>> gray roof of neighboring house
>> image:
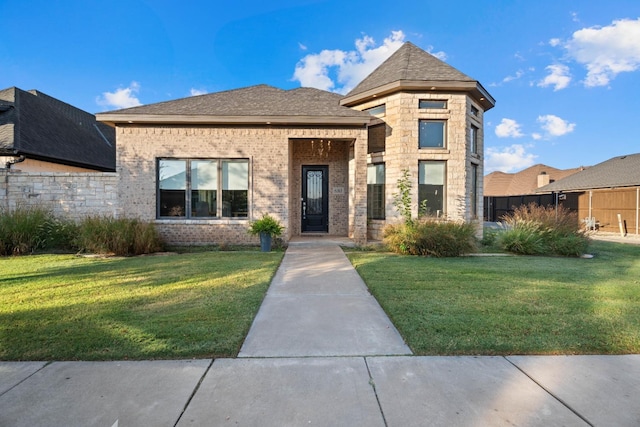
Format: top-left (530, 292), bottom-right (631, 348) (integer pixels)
top-left (537, 153), bottom-right (640, 193)
top-left (0, 87), bottom-right (116, 171)
top-left (97, 85), bottom-right (373, 126)
top-left (340, 42), bottom-right (495, 110)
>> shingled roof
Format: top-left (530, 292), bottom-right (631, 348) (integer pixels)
top-left (97, 85), bottom-right (373, 126)
top-left (485, 164), bottom-right (585, 196)
top-left (0, 87), bottom-right (115, 171)
top-left (537, 153), bottom-right (640, 193)
top-left (340, 42), bottom-right (495, 110)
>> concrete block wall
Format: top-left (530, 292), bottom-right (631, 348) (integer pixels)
top-left (0, 170), bottom-right (118, 220)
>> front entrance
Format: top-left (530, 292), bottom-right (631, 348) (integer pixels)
top-left (301, 165), bottom-right (329, 232)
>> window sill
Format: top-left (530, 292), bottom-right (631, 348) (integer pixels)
top-left (155, 218), bottom-right (249, 225)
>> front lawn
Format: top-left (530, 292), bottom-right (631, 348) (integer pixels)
top-left (347, 241), bottom-right (640, 355)
top-left (0, 252), bottom-right (283, 361)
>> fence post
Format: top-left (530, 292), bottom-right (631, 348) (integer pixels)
top-left (617, 213), bottom-right (625, 237)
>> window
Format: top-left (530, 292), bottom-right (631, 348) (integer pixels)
top-left (365, 104), bottom-right (386, 117)
top-left (419, 120), bottom-right (446, 148)
top-left (367, 164), bottom-right (385, 219)
top-left (470, 105), bottom-right (479, 117)
top-left (471, 164), bottom-right (478, 218)
top-left (158, 158), bottom-right (248, 218)
top-left (470, 125), bottom-right (479, 154)
top-left (418, 161), bottom-right (445, 217)
top-left (419, 100), bottom-right (447, 109)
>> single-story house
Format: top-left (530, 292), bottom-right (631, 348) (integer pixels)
top-left (537, 153), bottom-right (640, 235)
top-left (0, 87), bottom-right (115, 172)
top-left (97, 42), bottom-right (495, 245)
top-left (484, 164), bottom-right (585, 221)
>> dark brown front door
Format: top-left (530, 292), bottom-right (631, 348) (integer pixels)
top-left (301, 166), bottom-right (329, 232)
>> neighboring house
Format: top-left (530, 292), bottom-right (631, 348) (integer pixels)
top-left (484, 164), bottom-right (584, 221)
top-left (537, 153), bottom-right (640, 235)
top-left (97, 42), bottom-right (495, 245)
top-left (0, 87), bottom-right (115, 172)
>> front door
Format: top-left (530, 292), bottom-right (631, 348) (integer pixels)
top-left (302, 165), bottom-right (329, 232)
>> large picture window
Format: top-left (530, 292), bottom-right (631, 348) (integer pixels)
top-left (419, 120), bottom-right (446, 148)
top-left (367, 163), bottom-right (385, 219)
top-left (158, 158), bottom-right (248, 218)
top-left (418, 161), bottom-right (445, 217)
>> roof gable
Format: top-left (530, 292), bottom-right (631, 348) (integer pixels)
top-left (340, 42), bottom-right (495, 110)
top-left (97, 85), bottom-right (372, 126)
top-left (538, 153), bottom-right (640, 192)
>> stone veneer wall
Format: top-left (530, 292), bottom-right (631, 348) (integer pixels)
top-left (0, 170), bottom-right (118, 220)
top-left (356, 91), bottom-right (484, 237)
top-left (117, 125), bottom-right (368, 245)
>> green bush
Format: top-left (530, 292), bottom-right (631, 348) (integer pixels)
top-left (499, 203), bottom-right (589, 256)
top-left (0, 205), bottom-right (62, 255)
top-left (74, 216), bottom-right (163, 256)
top-left (384, 219), bottom-right (477, 257)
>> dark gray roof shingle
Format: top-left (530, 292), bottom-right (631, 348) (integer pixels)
top-left (0, 87), bottom-right (115, 171)
top-left (346, 42), bottom-right (475, 97)
top-left (537, 153), bottom-right (640, 192)
top-left (99, 85), bottom-right (372, 122)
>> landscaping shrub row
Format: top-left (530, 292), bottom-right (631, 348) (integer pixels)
top-left (499, 203), bottom-right (589, 256)
top-left (0, 205), bottom-right (162, 256)
top-left (384, 219), bottom-right (477, 257)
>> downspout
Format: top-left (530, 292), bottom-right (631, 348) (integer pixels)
top-left (588, 190), bottom-right (592, 221)
top-left (636, 187), bottom-right (639, 235)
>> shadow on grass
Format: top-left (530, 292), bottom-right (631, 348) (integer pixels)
top-left (0, 252), bottom-right (283, 361)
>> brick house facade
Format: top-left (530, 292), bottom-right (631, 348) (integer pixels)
top-left (97, 42), bottom-right (494, 245)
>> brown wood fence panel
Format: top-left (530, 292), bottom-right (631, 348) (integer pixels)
top-left (578, 188), bottom-right (639, 234)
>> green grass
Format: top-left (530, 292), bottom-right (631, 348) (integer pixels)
top-left (347, 241), bottom-right (640, 355)
top-left (0, 251), bottom-right (283, 361)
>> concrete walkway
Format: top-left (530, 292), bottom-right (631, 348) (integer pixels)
top-left (1, 240), bottom-right (640, 426)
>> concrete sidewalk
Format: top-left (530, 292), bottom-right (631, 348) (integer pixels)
top-left (238, 242), bottom-right (412, 357)
top-left (1, 240), bottom-right (640, 426)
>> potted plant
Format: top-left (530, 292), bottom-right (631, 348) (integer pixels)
top-left (248, 213), bottom-right (284, 252)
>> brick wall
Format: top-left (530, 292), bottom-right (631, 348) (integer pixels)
top-left (0, 170), bottom-right (118, 220)
top-left (116, 125), bottom-right (368, 245)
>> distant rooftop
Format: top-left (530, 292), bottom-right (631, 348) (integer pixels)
top-left (537, 153), bottom-right (640, 192)
top-left (485, 164), bottom-right (585, 197)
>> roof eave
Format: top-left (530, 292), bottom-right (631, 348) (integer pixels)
top-left (96, 114), bottom-right (372, 127)
top-left (340, 80), bottom-right (496, 111)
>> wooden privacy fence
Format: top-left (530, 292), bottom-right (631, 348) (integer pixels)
top-left (577, 187), bottom-right (639, 235)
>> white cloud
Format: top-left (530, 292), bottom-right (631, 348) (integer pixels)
top-left (532, 133), bottom-right (542, 140)
top-left (485, 144), bottom-right (537, 173)
top-left (495, 118), bottom-right (524, 138)
top-left (190, 88), bottom-right (207, 96)
top-left (96, 82), bottom-right (142, 109)
top-left (565, 18), bottom-right (640, 87)
top-left (537, 114), bottom-right (576, 136)
top-left (298, 42), bottom-right (308, 51)
top-left (538, 64), bottom-right (572, 91)
top-left (549, 38), bottom-right (562, 47)
top-left (502, 69), bottom-right (525, 83)
top-left (292, 30), bottom-right (410, 94)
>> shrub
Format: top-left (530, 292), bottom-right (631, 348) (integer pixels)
top-left (384, 219), bottom-right (477, 257)
top-left (0, 205), bottom-right (54, 255)
top-left (74, 216), bottom-right (163, 256)
top-left (499, 203), bottom-right (589, 256)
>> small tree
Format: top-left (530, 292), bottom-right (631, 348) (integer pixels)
top-left (392, 169), bottom-right (413, 224)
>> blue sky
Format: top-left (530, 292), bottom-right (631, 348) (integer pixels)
top-left (2, 0), bottom-right (639, 173)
